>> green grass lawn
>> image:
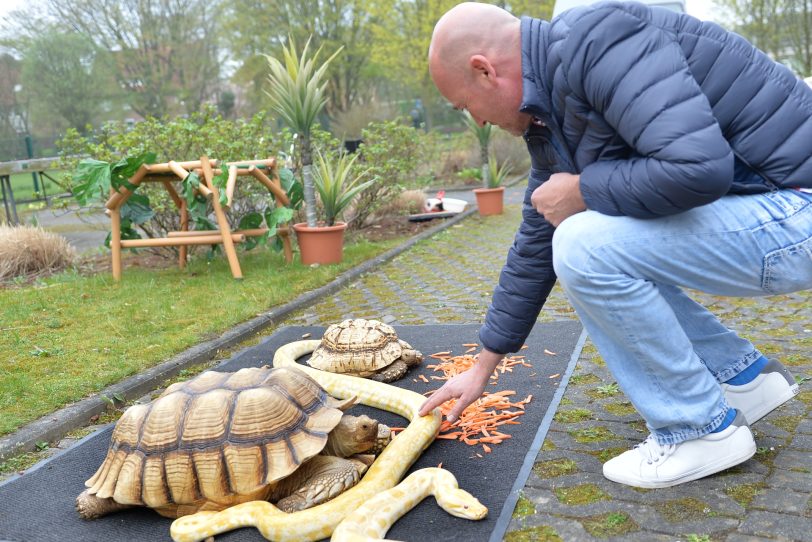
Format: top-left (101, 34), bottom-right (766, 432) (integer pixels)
top-left (0, 239), bottom-right (400, 436)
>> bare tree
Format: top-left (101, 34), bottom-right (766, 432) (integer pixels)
top-left (21, 33), bottom-right (108, 131)
top-left (227, 0), bottom-right (374, 115)
top-left (42, 0), bottom-right (223, 118)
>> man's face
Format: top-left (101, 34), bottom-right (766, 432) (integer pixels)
top-left (432, 62), bottom-right (531, 136)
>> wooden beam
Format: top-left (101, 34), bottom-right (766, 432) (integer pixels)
top-left (120, 234), bottom-right (246, 248)
top-left (224, 165), bottom-right (237, 210)
top-left (105, 164), bottom-right (149, 210)
top-left (201, 155), bottom-right (243, 279)
top-left (111, 208), bottom-right (122, 280)
top-left (249, 165), bottom-right (290, 205)
top-left (168, 228), bottom-right (271, 238)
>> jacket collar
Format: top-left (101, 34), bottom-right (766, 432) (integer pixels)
top-left (519, 16), bottom-right (551, 123)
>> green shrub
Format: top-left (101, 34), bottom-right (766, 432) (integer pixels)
top-left (56, 106), bottom-right (298, 255)
top-left (353, 119), bottom-right (428, 228)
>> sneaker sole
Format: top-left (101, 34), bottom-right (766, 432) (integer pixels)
top-left (723, 373), bottom-right (800, 424)
top-left (602, 428), bottom-right (757, 489)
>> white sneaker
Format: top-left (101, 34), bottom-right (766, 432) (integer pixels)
top-left (602, 411), bottom-right (756, 488)
top-left (722, 359), bottom-right (799, 424)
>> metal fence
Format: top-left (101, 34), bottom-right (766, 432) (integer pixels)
top-left (0, 134), bottom-right (62, 163)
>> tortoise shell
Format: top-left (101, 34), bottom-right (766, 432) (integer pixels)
top-left (83, 366), bottom-right (353, 516)
top-left (308, 319), bottom-right (410, 376)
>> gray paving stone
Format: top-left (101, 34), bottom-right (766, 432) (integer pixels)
top-left (766, 469), bottom-right (812, 492)
top-left (750, 488), bottom-right (810, 515)
top-left (725, 534), bottom-right (783, 542)
top-left (772, 450), bottom-right (812, 470)
top-left (790, 433), bottom-right (812, 449)
top-left (738, 510), bottom-right (812, 541)
top-left (796, 419), bottom-right (812, 435)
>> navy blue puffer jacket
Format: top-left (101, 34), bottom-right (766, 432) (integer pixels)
top-left (480, 1), bottom-right (812, 354)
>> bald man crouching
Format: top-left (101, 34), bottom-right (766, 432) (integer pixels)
top-left (419, 1), bottom-right (812, 489)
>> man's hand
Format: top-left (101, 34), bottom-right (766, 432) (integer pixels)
top-left (531, 172), bottom-right (586, 226)
top-left (418, 349), bottom-right (504, 422)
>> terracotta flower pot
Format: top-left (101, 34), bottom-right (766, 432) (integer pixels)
top-left (293, 222), bottom-right (347, 265)
top-left (473, 187), bottom-right (505, 216)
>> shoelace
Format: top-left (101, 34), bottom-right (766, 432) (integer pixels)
top-left (634, 434), bottom-right (676, 465)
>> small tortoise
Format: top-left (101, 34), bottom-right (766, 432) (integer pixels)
top-left (76, 366), bottom-right (390, 519)
top-left (307, 319), bottom-right (422, 382)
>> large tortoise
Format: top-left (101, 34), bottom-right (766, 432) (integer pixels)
top-left (76, 366), bottom-right (390, 519)
top-left (307, 319), bottom-right (422, 382)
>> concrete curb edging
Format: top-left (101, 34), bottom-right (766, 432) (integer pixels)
top-left (0, 203), bottom-right (485, 462)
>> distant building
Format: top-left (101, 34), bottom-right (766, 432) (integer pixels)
top-left (553, 0), bottom-right (686, 17)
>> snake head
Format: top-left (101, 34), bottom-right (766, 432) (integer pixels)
top-left (447, 489), bottom-right (488, 520)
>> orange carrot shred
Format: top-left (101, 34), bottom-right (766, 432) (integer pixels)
top-left (422, 341), bottom-right (538, 454)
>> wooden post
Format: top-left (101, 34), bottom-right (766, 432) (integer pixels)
top-left (111, 208), bottom-right (122, 280)
top-left (201, 155), bottom-right (243, 280)
top-left (224, 165), bottom-right (237, 210)
top-left (179, 199), bottom-right (188, 270)
top-left (269, 165), bottom-right (293, 263)
top-left (161, 179), bottom-right (188, 269)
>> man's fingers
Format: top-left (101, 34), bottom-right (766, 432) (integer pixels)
top-left (446, 403), bottom-right (466, 423)
top-left (419, 388), bottom-right (449, 416)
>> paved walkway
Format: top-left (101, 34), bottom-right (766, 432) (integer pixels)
top-left (17, 183), bottom-right (812, 540)
top-left (282, 184), bottom-right (812, 541)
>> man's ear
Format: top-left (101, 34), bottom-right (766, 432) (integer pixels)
top-left (469, 54), bottom-right (496, 86)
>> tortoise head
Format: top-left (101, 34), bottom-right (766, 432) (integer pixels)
top-left (323, 414), bottom-right (380, 457)
top-left (397, 340), bottom-right (422, 367)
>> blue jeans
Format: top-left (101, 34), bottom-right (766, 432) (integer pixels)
top-left (552, 189), bottom-right (812, 445)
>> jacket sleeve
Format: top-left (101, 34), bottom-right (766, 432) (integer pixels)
top-left (479, 165), bottom-right (558, 354)
top-left (562, 4), bottom-right (734, 218)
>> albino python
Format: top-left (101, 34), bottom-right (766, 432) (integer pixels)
top-left (331, 467), bottom-right (487, 541)
top-left (169, 340), bottom-right (449, 542)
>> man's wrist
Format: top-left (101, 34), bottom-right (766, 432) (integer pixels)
top-left (476, 347), bottom-right (505, 372)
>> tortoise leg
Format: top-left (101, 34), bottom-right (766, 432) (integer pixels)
top-left (275, 455), bottom-right (372, 513)
top-left (370, 360), bottom-right (409, 382)
top-left (76, 489), bottom-right (134, 519)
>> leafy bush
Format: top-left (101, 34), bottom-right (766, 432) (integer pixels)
top-left (57, 106), bottom-right (299, 255)
top-left (351, 119), bottom-right (429, 228)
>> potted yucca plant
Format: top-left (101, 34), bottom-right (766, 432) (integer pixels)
top-left (462, 111), bottom-right (508, 215)
top-left (474, 155), bottom-right (512, 216)
top-left (265, 37), bottom-right (344, 264)
top-left (302, 149), bottom-right (375, 263)
top-left (462, 110), bottom-right (492, 187)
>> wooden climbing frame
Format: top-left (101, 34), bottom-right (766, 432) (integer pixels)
top-left (105, 156), bottom-right (293, 280)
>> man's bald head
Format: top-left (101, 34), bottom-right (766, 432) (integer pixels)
top-left (429, 2), bottom-right (529, 135)
top-left (429, 2), bottom-right (520, 82)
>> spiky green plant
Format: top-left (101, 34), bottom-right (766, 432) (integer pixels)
top-left (462, 110), bottom-right (493, 187)
top-left (265, 37), bottom-right (342, 227)
top-left (486, 153), bottom-right (513, 188)
top-left (312, 150), bottom-right (375, 226)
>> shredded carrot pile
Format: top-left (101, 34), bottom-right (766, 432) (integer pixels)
top-left (433, 390), bottom-right (532, 452)
top-left (408, 343), bottom-right (536, 454)
top-left (426, 347), bottom-right (532, 384)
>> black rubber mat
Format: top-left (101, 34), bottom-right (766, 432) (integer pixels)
top-left (0, 322), bottom-right (583, 542)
